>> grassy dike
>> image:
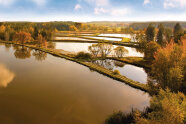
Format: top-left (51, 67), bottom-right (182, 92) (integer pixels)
top-left (0, 40), bottom-right (148, 92)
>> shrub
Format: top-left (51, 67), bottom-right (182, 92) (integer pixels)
top-left (105, 111), bottom-right (135, 124)
top-left (113, 70), bottom-right (120, 75)
top-left (75, 51), bottom-right (92, 59)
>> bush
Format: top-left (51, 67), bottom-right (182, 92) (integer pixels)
top-left (105, 111), bottom-right (135, 124)
top-left (75, 51), bottom-right (92, 59)
top-left (113, 70), bottom-right (120, 75)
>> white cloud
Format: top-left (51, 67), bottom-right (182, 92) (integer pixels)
top-left (144, 0), bottom-right (150, 5)
top-left (75, 4), bottom-right (81, 10)
top-left (111, 8), bottom-right (131, 16)
top-left (164, 0), bottom-right (186, 8)
top-left (30, 0), bottom-right (47, 6)
top-left (0, 0), bottom-right (16, 6)
top-left (80, 0), bottom-right (109, 6)
top-left (94, 7), bottom-right (108, 14)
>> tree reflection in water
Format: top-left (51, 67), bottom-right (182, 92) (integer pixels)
top-left (32, 50), bottom-right (47, 61)
top-left (92, 60), bottom-right (115, 70)
top-left (114, 61), bottom-right (125, 67)
top-left (4, 44), bottom-right (11, 51)
top-left (14, 46), bottom-right (31, 59)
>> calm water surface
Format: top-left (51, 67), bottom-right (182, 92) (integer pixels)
top-left (83, 36), bottom-right (122, 41)
top-left (53, 42), bottom-right (144, 57)
top-left (92, 60), bottom-right (149, 84)
top-left (0, 44), bottom-right (149, 124)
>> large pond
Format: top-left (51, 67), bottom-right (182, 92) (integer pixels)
top-left (52, 42), bottom-right (144, 57)
top-left (98, 34), bottom-right (137, 42)
top-left (92, 59), bottom-right (149, 84)
top-left (55, 37), bottom-right (95, 41)
top-left (0, 43), bottom-right (149, 124)
top-left (83, 36), bottom-right (122, 41)
top-left (99, 34), bottom-right (131, 38)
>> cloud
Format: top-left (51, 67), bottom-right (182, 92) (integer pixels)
top-left (75, 4), bottom-right (81, 10)
top-left (144, 0), bottom-right (150, 5)
top-left (0, 0), bottom-right (16, 6)
top-left (30, 0), bottom-right (47, 6)
top-left (80, 0), bottom-right (109, 6)
top-left (111, 8), bottom-right (131, 16)
top-left (0, 64), bottom-right (15, 88)
top-left (164, 0), bottom-right (186, 8)
top-left (94, 7), bottom-right (108, 14)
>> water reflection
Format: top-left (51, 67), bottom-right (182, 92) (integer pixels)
top-left (4, 44), bottom-right (11, 51)
top-left (52, 42), bottom-right (144, 57)
top-left (0, 44), bottom-right (150, 124)
top-left (92, 59), bottom-right (148, 84)
top-left (0, 64), bottom-right (15, 88)
top-left (83, 36), bottom-right (122, 41)
top-left (14, 46), bottom-right (31, 59)
top-left (32, 50), bottom-right (47, 61)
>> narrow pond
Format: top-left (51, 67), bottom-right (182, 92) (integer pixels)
top-left (52, 42), bottom-right (144, 57)
top-left (92, 59), bottom-right (149, 84)
top-left (0, 44), bottom-right (149, 124)
top-left (83, 36), bottom-right (122, 41)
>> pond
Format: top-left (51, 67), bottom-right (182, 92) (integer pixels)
top-left (55, 37), bottom-right (96, 41)
top-left (52, 42), bottom-right (144, 57)
top-left (83, 36), bottom-right (122, 41)
top-left (92, 59), bottom-right (149, 84)
top-left (98, 34), bottom-right (137, 42)
top-left (0, 43), bottom-right (150, 124)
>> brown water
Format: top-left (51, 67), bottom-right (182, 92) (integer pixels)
top-left (0, 44), bottom-right (150, 124)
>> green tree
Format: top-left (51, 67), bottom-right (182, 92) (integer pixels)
top-left (144, 41), bottom-right (160, 61)
top-left (174, 23), bottom-right (183, 43)
top-left (157, 24), bottom-right (165, 46)
top-left (164, 28), bottom-right (172, 43)
top-left (146, 24), bottom-right (155, 42)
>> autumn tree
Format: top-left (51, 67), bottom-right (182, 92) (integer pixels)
top-left (114, 46), bottom-right (128, 58)
top-left (13, 32), bottom-right (32, 44)
top-left (99, 43), bottom-right (113, 58)
top-left (135, 89), bottom-right (186, 124)
top-left (37, 34), bottom-right (47, 47)
top-left (152, 42), bottom-right (185, 92)
top-left (88, 44), bottom-right (100, 57)
top-left (174, 23), bottom-right (183, 44)
top-left (146, 24), bottom-right (155, 42)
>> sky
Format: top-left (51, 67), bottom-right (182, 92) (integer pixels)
top-left (0, 0), bottom-right (186, 22)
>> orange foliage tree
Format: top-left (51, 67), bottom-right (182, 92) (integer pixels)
top-left (152, 40), bottom-right (185, 92)
top-left (13, 32), bottom-right (32, 44)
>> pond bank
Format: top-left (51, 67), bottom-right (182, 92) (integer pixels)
top-left (0, 40), bottom-right (148, 92)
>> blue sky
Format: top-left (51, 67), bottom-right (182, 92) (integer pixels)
top-left (0, 0), bottom-right (186, 22)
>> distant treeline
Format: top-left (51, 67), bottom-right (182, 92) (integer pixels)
top-left (0, 21), bottom-right (76, 31)
top-left (129, 22), bottom-right (186, 30)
